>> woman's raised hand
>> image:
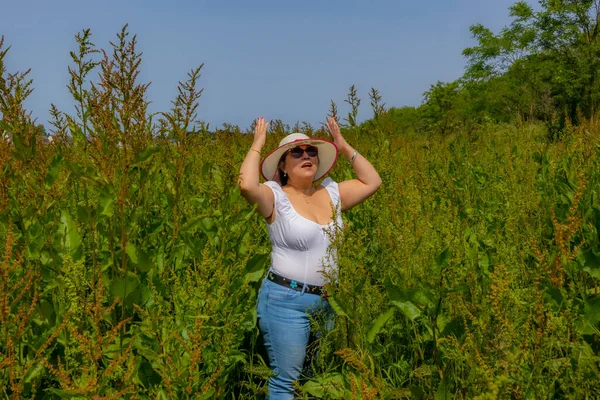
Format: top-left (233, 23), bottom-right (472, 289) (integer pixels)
top-left (325, 117), bottom-right (349, 152)
top-left (325, 119), bottom-right (381, 211)
top-left (253, 117), bottom-right (269, 150)
top-left (240, 117), bottom-right (276, 218)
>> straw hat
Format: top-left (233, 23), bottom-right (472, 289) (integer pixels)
top-left (260, 133), bottom-right (338, 182)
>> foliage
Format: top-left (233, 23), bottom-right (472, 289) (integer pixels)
top-left (462, 0), bottom-right (600, 125)
top-left (1, 24), bottom-right (600, 399)
top-left (369, 88), bottom-right (387, 120)
top-left (368, 0), bottom-right (600, 137)
top-left (343, 85), bottom-right (361, 129)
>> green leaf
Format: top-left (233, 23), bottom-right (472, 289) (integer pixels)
top-left (68, 121), bottom-right (85, 143)
top-left (328, 297), bottom-right (349, 318)
top-left (200, 217), bottom-right (216, 235)
top-left (76, 205), bottom-right (89, 224)
top-left (440, 317), bottom-right (465, 338)
top-left (577, 297), bottom-right (600, 335)
top-left (244, 254), bottom-right (268, 283)
top-left (110, 272), bottom-right (141, 299)
top-left (24, 364), bottom-right (44, 383)
top-left (11, 132), bottom-right (26, 160)
top-left (126, 242), bottom-right (139, 264)
top-left (436, 377), bottom-right (452, 400)
top-left (179, 215), bottom-right (206, 233)
top-left (137, 359), bottom-right (162, 388)
top-left (59, 209), bottom-right (82, 262)
top-left (45, 151), bottom-right (63, 189)
top-left (224, 349), bottom-right (246, 365)
top-left (0, 120), bottom-right (11, 132)
top-left (98, 190), bottom-right (115, 218)
top-left (391, 300), bottom-right (421, 321)
top-left (126, 243), bottom-right (155, 272)
top-left (46, 388), bottom-right (85, 398)
top-left (578, 248), bottom-right (600, 279)
top-left (543, 284), bottom-right (564, 310)
top-left (133, 145), bottom-right (160, 165)
top-left (212, 166), bottom-right (224, 191)
top-left (435, 247), bottom-right (451, 272)
top-left (65, 161), bottom-right (84, 177)
top-left (302, 373), bottom-right (344, 399)
top-left (27, 232), bottom-right (45, 258)
top-left (37, 299), bottom-right (55, 326)
top-left (197, 389), bottom-right (216, 400)
top-left (385, 278), bottom-right (434, 310)
top-left (367, 307), bottom-right (395, 343)
top-left (583, 267), bottom-right (600, 279)
top-left (443, 283), bottom-right (470, 294)
top-left (478, 251), bottom-right (490, 275)
top-left (584, 297), bottom-right (600, 324)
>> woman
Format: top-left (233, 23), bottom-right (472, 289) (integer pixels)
top-left (238, 117), bottom-right (381, 399)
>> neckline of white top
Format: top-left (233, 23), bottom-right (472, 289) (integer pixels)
top-left (280, 184), bottom-right (334, 227)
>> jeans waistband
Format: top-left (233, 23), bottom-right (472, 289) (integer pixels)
top-left (267, 271), bottom-right (330, 298)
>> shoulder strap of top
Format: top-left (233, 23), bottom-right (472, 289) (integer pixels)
top-left (264, 180), bottom-right (281, 193)
top-left (321, 177), bottom-right (341, 212)
top-left (263, 181), bottom-right (292, 222)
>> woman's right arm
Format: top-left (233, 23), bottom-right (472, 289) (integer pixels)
top-left (238, 117), bottom-right (275, 219)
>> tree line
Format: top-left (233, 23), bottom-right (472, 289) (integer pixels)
top-left (356, 0), bottom-right (600, 139)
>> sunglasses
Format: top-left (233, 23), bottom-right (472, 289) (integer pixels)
top-left (288, 145), bottom-right (319, 158)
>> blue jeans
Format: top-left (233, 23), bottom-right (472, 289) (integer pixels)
top-left (257, 278), bottom-right (333, 399)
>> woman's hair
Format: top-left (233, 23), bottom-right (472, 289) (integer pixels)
top-left (277, 152), bottom-right (288, 186)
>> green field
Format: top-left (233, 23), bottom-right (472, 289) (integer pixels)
top-left (2, 18), bottom-right (600, 400)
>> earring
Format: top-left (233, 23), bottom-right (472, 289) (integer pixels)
top-left (283, 172), bottom-right (287, 178)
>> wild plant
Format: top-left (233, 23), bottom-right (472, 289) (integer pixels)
top-left (2, 25), bottom-right (600, 399)
top-left (343, 85), bottom-right (361, 128)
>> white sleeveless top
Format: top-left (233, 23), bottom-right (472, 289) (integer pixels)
top-left (264, 178), bottom-right (343, 286)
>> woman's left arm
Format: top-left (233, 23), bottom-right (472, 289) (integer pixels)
top-left (326, 117), bottom-right (382, 211)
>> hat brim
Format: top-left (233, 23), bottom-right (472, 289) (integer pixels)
top-left (260, 138), bottom-right (338, 182)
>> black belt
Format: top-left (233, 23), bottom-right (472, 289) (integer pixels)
top-left (267, 271), bottom-right (330, 298)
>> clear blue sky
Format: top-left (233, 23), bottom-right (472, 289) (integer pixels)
top-left (3, 0), bottom-right (520, 131)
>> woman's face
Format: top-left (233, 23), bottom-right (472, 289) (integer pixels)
top-left (282, 145), bottom-right (320, 181)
